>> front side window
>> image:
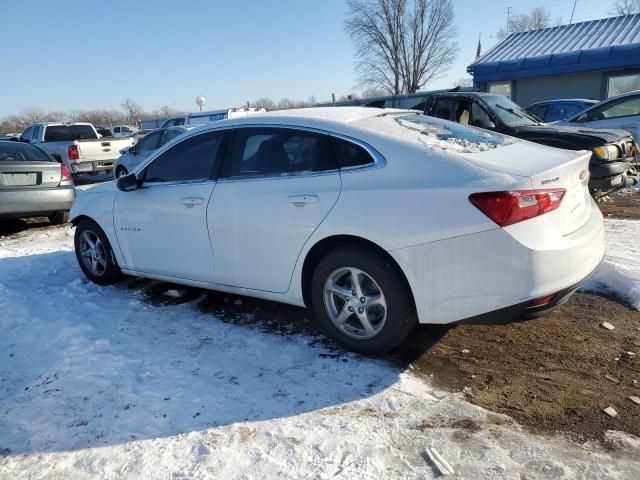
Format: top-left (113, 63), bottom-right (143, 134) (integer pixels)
top-left (20, 126), bottom-right (33, 142)
top-left (607, 74), bottom-right (640, 98)
top-left (144, 131), bottom-right (224, 183)
top-left (31, 125), bottom-right (42, 141)
top-left (470, 102), bottom-right (494, 129)
top-left (585, 95), bottom-right (640, 121)
top-left (222, 128), bottom-right (337, 178)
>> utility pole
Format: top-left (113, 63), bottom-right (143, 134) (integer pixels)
top-left (507, 6), bottom-right (512, 35)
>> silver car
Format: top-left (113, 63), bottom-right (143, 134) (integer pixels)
top-left (114, 126), bottom-right (195, 178)
top-left (0, 140), bottom-right (75, 224)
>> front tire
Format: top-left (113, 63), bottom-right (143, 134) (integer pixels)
top-left (115, 166), bottom-right (128, 179)
top-left (311, 245), bottom-right (417, 355)
top-left (74, 219), bottom-right (122, 285)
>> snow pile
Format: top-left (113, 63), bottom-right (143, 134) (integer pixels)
top-left (585, 218), bottom-right (640, 309)
top-left (1, 226), bottom-right (639, 478)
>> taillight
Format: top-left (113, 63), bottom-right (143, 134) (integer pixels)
top-left (469, 189), bottom-right (566, 227)
top-left (60, 163), bottom-right (72, 182)
top-left (68, 144), bottom-right (79, 160)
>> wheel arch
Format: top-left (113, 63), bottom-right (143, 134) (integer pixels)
top-left (300, 234), bottom-right (416, 311)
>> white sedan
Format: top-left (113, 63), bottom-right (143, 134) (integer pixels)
top-left (70, 107), bottom-right (605, 354)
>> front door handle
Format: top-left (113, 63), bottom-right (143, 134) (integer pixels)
top-left (287, 194), bottom-right (319, 206)
top-left (180, 197), bottom-right (204, 208)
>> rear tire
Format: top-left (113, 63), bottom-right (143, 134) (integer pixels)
top-left (74, 219), bottom-right (122, 286)
top-left (115, 166), bottom-right (128, 179)
top-left (310, 245), bottom-right (417, 355)
top-left (49, 211), bottom-right (69, 225)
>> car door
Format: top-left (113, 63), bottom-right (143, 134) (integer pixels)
top-left (576, 95), bottom-right (640, 141)
top-left (207, 126), bottom-right (341, 292)
top-left (113, 130), bottom-right (227, 282)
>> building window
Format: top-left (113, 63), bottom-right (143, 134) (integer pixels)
top-left (487, 81), bottom-right (511, 99)
top-left (607, 73), bottom-right (640, 98)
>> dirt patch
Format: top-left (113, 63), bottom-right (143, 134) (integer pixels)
top-left (406, 293), bottom-right (640, 443)
top-left (598, 190), bottom-right (640, 220)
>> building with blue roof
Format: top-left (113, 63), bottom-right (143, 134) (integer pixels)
top-left (468, 14), bottom-right (640, 106)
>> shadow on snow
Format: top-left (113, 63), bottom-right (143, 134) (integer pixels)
top-left (0, 250), bottom-right (447, 456)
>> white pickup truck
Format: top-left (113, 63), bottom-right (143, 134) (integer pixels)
top-left (19, 122), bottom-right (133, 175)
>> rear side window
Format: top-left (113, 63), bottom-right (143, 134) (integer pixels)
top-left (0, 143), bottom-right (52, 162)
top-left (332, 138), bottom-right (374, 168)
top-left (44, 125), bottom-right (97, 141)
top-left (222, 128), bottom-right (337, 178)
top-left (135, 130), bottom-right (163, 153)
top-left (144, 131), bottom-right (225, 183)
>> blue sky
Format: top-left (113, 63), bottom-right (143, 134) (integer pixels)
top-left (0, 0), bottom-right (613, 117)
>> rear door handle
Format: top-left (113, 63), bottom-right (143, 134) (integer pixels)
top-left (287, 194), bottom-right (319, 206)
top-left (180, 197), bottom-right (204, 208)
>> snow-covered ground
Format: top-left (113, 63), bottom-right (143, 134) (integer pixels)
top-left (1, 219), bottom-right (639, 479)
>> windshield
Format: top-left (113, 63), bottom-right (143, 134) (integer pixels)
top-left (482, 95), bottom-right (540, 127)
top-left (44, 125), bottom-right (97, 141)
top-left (0, 142), bottom-right (52, 161)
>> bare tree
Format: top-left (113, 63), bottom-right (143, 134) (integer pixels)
top-left (252, 97), bottom-right (277, 111)
top-left (454, 77), bottom-right (473, 87)
top-left (345, 0), bottom-right (458, 94)
top-left (610, 0), bottom-right (640, 14)
top-left (120, 97), bottom-right (143, 125)
top-left (497, 7), bottom-right (559, 40)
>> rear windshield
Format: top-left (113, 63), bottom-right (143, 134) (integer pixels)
top-left (44, 125), bottom-right (97, 141)
top-left (0, 142), bottom-right (52, 161)
top-left (394, 114), bottom-right (516, 153)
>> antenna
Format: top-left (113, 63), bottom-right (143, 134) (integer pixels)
top-left (507, 6), bottom-right (512, 35)
top-left (569, 0), bottom-right (577, 24)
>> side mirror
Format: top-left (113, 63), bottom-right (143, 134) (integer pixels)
top-left (129, 145), bottom-right (137, 155)
top-left (116, 172), bottom-right (139, 192)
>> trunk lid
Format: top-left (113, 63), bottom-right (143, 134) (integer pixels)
top-left (0, 161), bottom-right (62, 190)
top-left (462, 140), bottom-right (592, 236)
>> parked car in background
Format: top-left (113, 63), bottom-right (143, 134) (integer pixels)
top-left (556, 90), bottom-right (640, 145)
top-left (160, 107), bottom-right (266, 128)
top-left (20, 122), bottom-right (133, 176)
top-left (132, 129), bottom-right (153, 143)
top-left (113, 126), bottom-right (194, 178)
top-left (0, 140), bottom-right (75, 224)
top-left (525, 99), bottom-right (598, 123)
top-left (95, 127), bottom-right (113, 137)
top-left (423, 92), bottom-right (637, 193)
top-left (111, 125), bottom-right (138, 137)
top-left (71, 107), bottom-right (604, 354)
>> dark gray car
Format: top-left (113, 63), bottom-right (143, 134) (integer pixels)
top-left (0, 140), bottom-right (75, 224)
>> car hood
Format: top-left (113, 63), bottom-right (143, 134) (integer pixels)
top-left (514, 123), bottom-right (630, 143)
top-left (77, 180), bottom-right (116, 196)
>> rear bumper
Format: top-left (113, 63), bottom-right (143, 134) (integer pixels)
top-left (0, 186), bottom-right (75, 216)
top-left (390, 200), bottom-right (605, 325)
top-left (69, 160), bottom-right (116, 174)
top-left (450, 270), bottom-right (592, 326)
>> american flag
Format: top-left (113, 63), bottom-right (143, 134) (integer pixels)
top-left (476, 34), bottom-right (482, 59)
